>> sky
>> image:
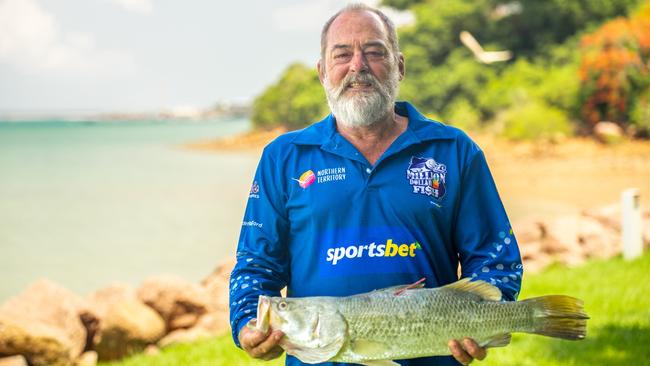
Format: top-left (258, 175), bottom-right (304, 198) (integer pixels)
top-left (0, 0), bottom-right (412, 114)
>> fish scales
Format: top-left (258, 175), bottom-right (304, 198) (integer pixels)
top-left (333, 288), bottom-right (531, 361)
top-left (254, 278), bottom-right (588, 365)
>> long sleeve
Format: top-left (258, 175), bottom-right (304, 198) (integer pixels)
top-left (453, 149), bottom-right (523, 301)
top-left (229, 146), bottom-right (290, 347)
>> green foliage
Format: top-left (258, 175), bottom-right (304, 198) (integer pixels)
top-left (250, 0), bottom-right (647, 139)
top-left (499, 100), bottom-right (573, 141)
top-left (251, 63), bottom-right (328, 130)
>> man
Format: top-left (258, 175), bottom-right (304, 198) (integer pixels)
top-left (229, 4), bottom-right (522, 366)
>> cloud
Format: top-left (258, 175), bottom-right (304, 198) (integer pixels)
top-left (110, 0), bottom-right (153, 15)
top-left (0, 0), bottom-right (135, 76)
top-left (272, 0), bottom-right (414, 32)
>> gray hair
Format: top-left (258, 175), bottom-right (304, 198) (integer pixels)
top-left (320, 3), bottom-right (400, 63)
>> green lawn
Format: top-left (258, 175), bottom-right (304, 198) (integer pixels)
top-left (100, 252), bottom-right (650, 366)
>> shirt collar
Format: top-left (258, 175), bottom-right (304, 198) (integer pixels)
top-left (290, 101), bottom-right (457, 146)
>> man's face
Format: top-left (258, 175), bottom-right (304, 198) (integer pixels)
top-left (318, 10), bottom-right (405, 128)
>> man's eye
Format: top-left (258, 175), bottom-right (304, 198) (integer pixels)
top-left (365, 51), bottom-right (385, 59)
top-left (334, 53), bottom-right (351, 59)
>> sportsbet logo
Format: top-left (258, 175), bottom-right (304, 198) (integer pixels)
top-left (325, 239), bottom-right (422, 265)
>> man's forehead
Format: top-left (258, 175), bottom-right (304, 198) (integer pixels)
top-left (326, 10), bottom-right (389, 47)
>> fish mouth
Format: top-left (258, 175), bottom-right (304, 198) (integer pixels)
top-left (256, 295), bottom-right (271, 333)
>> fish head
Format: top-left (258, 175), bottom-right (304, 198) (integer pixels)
top-left (256, 295), bottom-right (347, 363)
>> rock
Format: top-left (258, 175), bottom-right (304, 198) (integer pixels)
top-left (0, 279), bottom-right (87, 366)
top-left (94, 300), bottom-right (165, 361)
top-left (512, 219), bottom-right (546, 244)
top-left (137, 275), bottom-right (209, 332)
top-left (593, 121), bottom-right (624, 143)
top-left (86, 283), bottom-right (137, 319)
top-left (158, 313), bottom-right (227, 348)
top-left (144, 345), bottom-right (160, 356)
top-left (583, 204), bottom-right (622, 231)
top-left (0, 355), bottom-right (28, 366)
top-left (75, 351), bottom-right (97, 366)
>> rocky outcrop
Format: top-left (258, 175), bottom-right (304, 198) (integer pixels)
top-left (514, 204), bottom-right (650, 272)
top-left (93, 300), bottom-right (165, 361)
top-left (137, 275), bottom-right (210, 332)
top-left (0, 280), bottom-right (88, 366)
top-left (0, 355), bottom-right (28, 366)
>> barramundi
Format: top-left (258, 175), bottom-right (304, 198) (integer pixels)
top-left (253, 278), bottom-right (588, 365)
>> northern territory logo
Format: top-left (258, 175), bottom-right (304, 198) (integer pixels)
top-left (292, 170), bottom-right (316, 189)
top-left (406, 156), bottom-right (447, 199)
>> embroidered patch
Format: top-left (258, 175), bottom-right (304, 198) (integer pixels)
top-left (249, 180), bottom-right (260, 199)
top-left (292, 170), bottom-right (316, 189)
top-left (406, 156), bottom-right (447, 199)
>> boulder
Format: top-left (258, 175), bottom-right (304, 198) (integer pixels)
top-left (86, 283), bottom-right (137, 318)
top-left (593, 121), bottom-right (624, 143)
top-left (93, 300), bottom-right (165, 361)
top-left (137, 275), bottom-right (210, 332)
top-left (0, 355), bottom-right (28, 366)
top-left (158, 313), bottom-right (228, 348)
top-left (0, 279), bottom-right (87, 366)
top-left (75, 351), bottom-right (97, 366)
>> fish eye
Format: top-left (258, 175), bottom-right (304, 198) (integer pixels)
top-left (278, 301), bottom-right (288, 311)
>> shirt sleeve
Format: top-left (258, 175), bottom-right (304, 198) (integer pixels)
top-left (229, 146), bottom-right (290, 347)
top-left (453, 149), bottom-right (523, 301)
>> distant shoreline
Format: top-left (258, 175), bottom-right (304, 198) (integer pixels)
top-left (183, 126), bottom-right (287, 153)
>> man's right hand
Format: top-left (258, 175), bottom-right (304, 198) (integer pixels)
top-left (239, 319), bottom-right (285, 360)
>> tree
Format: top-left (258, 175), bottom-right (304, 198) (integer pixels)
top-left (251, 63), bottom-right (329, 130)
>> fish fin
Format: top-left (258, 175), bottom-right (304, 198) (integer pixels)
top-left (349, 339), bottom-right (389, 358)
top-left (523, 295), bottom-right (589, 340)
top-left (441, 278), bottom-right (502, 301)
top-left (359, 360), bottom-right (400, 366)
top-left (394, 277), bottom-right (426, 295)
top-left (281, 311), bottom-right (347, 363)
top-left (373, 279), bottom-right (426, 294)
top-left (282, 335), bottom-right (346, 364)
top-left (482, 333), bottom-right (512, 348)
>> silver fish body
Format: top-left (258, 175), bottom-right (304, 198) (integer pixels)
top-left (255, 279), bottom-right (588, 366)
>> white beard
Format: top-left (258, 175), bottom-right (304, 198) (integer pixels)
top-left (323, 64), bottom-right (400, 128)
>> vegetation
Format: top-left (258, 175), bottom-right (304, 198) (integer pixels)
top-left (100, 252), bottom-right (650, 366)
top-left (251, 0), bottom-right (650, 140)
top-left (251, 63), bottom-right (328, 131)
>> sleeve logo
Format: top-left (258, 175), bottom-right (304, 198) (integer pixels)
top-left (406, 156), bottom-right (447, 199)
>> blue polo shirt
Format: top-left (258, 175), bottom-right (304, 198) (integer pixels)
top-left (229, 101), bottom-right (523, 366)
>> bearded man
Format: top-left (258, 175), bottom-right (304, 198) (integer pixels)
top-left (229, 4), bottom-right (522, 366)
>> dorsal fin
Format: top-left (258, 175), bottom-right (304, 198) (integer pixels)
top-left (441, 278), bottom-right (502, 301)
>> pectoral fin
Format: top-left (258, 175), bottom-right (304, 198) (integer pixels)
top-left (482, 333), bottom-right (512, 348)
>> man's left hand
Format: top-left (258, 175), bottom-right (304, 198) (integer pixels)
top-left (448, 338), bottom-right (487, 365)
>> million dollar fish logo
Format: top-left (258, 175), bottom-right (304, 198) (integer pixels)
top-left (293, 170), bottom-right (316, 189)
top-left (406, 156), bottom-right (447, 199)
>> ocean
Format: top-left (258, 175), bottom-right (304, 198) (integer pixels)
top-left (0, 118), bottom-right (259, 302)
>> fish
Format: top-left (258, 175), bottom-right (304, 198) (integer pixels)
top-left (252, 278), bottom-right (588, 366)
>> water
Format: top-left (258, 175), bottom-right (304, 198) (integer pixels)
top-left (0, 119), bottom-right (259, 302)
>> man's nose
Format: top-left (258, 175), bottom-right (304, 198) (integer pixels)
top-left (350, 51), bottom-right (368, 73)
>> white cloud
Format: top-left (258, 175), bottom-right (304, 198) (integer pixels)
top-left (271, 0), bottom-right (413, 32)
top-left (0, 0), bottom-right (135, 76)
top-left (110, 0), bottom-right (153, 15)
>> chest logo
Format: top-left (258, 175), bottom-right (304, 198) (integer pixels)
top-left (406, 156), bottom-right (447, 199)
top-left (292, 170), bottom-right (316, 189)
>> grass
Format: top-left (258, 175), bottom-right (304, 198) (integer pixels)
top-left (100, 252), bottom-right (650, 366)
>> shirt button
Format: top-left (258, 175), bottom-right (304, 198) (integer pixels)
top-left (365, 168), bottom-right (372, 174)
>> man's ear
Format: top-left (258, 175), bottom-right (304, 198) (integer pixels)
top-left (317, 60), bottom-right (325, 85)
top-left (398, 52), bottom-right (405, 81)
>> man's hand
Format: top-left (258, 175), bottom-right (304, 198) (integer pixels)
top-left (448, 338), bottom-right (487, 365)
top-left (239, 319), bottom-right (285, 360)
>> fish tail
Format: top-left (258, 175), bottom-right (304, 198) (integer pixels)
top-left (522, 295), bottom-right (589, 340)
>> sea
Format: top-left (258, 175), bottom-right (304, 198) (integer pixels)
top-left (0, 118), bottom-right (260, 302)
